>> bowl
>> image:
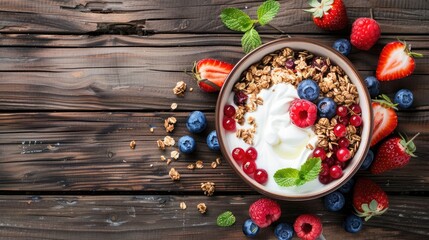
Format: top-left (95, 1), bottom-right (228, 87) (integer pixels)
top-left (215, 38), bottom-right (372, 201)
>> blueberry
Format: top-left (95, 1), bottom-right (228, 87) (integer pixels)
top-left (274, 223), bottom-right (294, 240)
top-left (360, 149), bottom-right (374, 170)
top-left (394, 89), bottom-right (414, 109)
top-left (317, 97), bottom-right (337, 119)
top-left (333, 39), bottom-right (352, 56)
top-left (297, 79), bottom-right (320, 102)
top-left (242, 219), bottom-right (260, 237)
top-left (344, 214), bottom-right (363, 233)
top-left (324, 191), bottom-right (345, 212)
top-left (364, 76), bottom-right (380, 98)
top-left (338, 178), bottom-right (355, 194)
top-left (206, 130), bottom-right (220, 151)
top-left (186, 111), bottom-right (207, 133)
top-left (178, 135), bottom-right (196, 154)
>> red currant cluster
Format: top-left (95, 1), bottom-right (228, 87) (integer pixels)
top-left (222, 104), bottom-right (236, 131)
top-left (232, 146), bottom-right (268, 185)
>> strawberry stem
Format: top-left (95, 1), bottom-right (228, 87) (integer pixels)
top-left (370, 8), bottom-right (374, 19)
top-left (373, 94), bottom-right (398, 110)
top-left (405, 132), bottom-right (420, 146)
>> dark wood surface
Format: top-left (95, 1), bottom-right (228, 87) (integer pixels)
top-left (0, 0), bottom-right (428, 239)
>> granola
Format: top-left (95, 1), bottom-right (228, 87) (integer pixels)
top-left (169, 168), bottom-right (180, 180)
top-left (173, 81), bottom-right (187, 96)
top-left (201, 182), bottom-right (215, 196)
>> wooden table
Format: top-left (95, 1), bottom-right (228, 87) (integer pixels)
top-left (0, 1), bottom-right (427, 239)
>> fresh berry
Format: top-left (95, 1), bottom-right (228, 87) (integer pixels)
top-left (245, 147), bottom-right (258, 161)
top-left (338, 137), bottom-right (350, 148)
top-left (329, 165), bottom-right (343, 179)
top-left (186, 111), bottom-right (207, 133)
top-left (364, 76), bottom-right (380, 98)
top-left (305, 0), bottom-right (348, 31)
top-left (370, 133), bottom-right (419, 174)
top-left (336, 105), bottom-right (348, 117)
top-left (350, 115), bottom-right (362, 127)
top-left (254, 169), bottom-right (268, 185)
top-left (320, 163), bottom-right (330, 176)
top-left (336, 147), bottom-right (351, 162)
top-left (242, 219), bottom-right (260, 237)
top-left (338, 178), bottom-right (355, 193)
top-left (222, 117), bottom-right (236, 131)
top-left (294, 214), bottom-right (323, 240)
top-left (324, 191), bottom-right (345, 212)
top-left (285, 58), bottom-right (295, 69)
top-left (178, 135), bottom-right (197, 154)
top-left (313, 147), bottom-right (327, 161)
top-left (333, 39), bottom-right (352, 56)
top-left (193, 58), bottom-right (233, 92)
top-left (311, 57), bottom-right (327, 70)
top-left (234, 91), bottom-right (248, 106)
top-left (243, 160), bottom-right (257, 175)
top-left (360, 149), bottom-right (374, 170)
top-left (206, 130), bottom-right (219, 151)
top-left (335, 159), bottom-right (346, 169)
top-left (224, 104), bottom-right (236, 117)
top-left (289, 99), bottom-right (318, 128)
top-left (350, 18), bottom-right (380, 50)
top-left (394, 89), bottom-right (414, 109)
top-left (333, 124), bottom-right (347, 138)
top-left (344, 214), bottom-right (363, 233)
top-left (274, 223), bottom-right (294, 240)
top-left (337, 116), bottom-right (349, 125)
top-left (297, 79), bottom-right (320, 102)
top-left (376, 40), bottom-right (423, 81)
top-left (232, 147), bottom-right (246, 162)
top-left (325, 157), bottom-right (336, 166)
top-left (249, 198), bottom-right (282, 228)
top-left (371, 95), bottom-right (398, 146)
top-left (353, 178), bottom-right (389, 221)
top-left (317, 97), bottom-right (337, 119)
top-left (319, 174), bottom-right (332, 184)
top-left (350, 104), bottom-right (361, 115)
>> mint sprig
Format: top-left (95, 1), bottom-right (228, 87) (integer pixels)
top-left (217, 211), bottom-right (236, 227)
top-left (220, 0), bottom-right (280, 53)
top-left (274, 158), bottom-right (322, 187)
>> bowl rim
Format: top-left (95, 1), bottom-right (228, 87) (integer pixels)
top-left (215, 37), bottom-right (373, 201)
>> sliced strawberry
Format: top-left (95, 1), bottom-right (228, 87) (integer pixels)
top-left (371, 95), bottom-right (398, 146)
top-left (193, 58), bottom-right (234, 93)
top-left (376, 40), bottom-right (423, 81)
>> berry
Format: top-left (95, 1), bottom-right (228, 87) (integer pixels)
top-left (178, 135), bottom-right (196, 154)
top-left (297, 79), bottom-right (320, 102)
top-left (333, 39), bottom-right (352, 56)
top-left (206, 130), bottom-right (219, 151)
top-left (364, 76), bottom-right (380, 98)
top-left (336, 105), bottom-right (348, 117)
top-left (350, 18), bottom-right (380, 50)
top-left (245, 147), bottom-right (258, 161)
top-left (243, 160), bottom-right (256, 175)
top-left (274, 223), bottom-right (294, 240)
top-left (254, 169), bottom-right (268, 185)
top-left (232, 147), bottom-right (246, 162)
top-left (394, 89), bottom-right (414, 109)
top-left (186, 111), bottom-right (207, 133)
top-left (234, 91), bottom-right (248, 106)
top-left (293, 214), bottom-right (323, 240)
top-left (324, 191), bottom-right (345, 212)
top-left (325, 157), bottom-right (336, 167)
top-left (330, 165), bottom-right (343, 179)
top-left (338, 137), bottom-right (350, 148)
top-left (335, 159), bottom-right (346, 169)
top-left (224, 104), bottom-right (236, 117)
top-left (371, 96), bottom-right (398, 146)
top-left (222, 117), bottom-right (236, 131)
top-left (336, 147), bottom-right (351, 162)
top-left (313, 147), bottom-right (327, 161)
top-left (337, 116), bottom-right (349, 125)
top-left (338, 178), bottom-right (355, 194)
top-left (306, 0), bottom-right (348, 31)
top-left (353, 178), bottom-right (389, 221)
top-left (311, 57), bottom-right (327, 70)
top-left (193, 58), bottom-right (233, 92)
top-left (333, 124), bottom-right (347, 137)
top-left (242, 219), bottom-right (260, 237)
top-left (285, 58), bottom-right (295, 69)
top-left (289, 99), bottom-right (318, 128)
top-left (344, 214), bottom-right (363, 233)
top-left (317, 97), bottom-right (337, 119)
top-left (360, 149), bottom-right (374, 170)
top-left (350, 104), bottom-right (361, 115)
top-left (319, 174), bottom-right (332, 184)
top-left (249, 198), bottom-right (281, 228)
top-left (320, 163), bottom-right (330, 176)
top-left (350, 115), bottom-right (362, 127)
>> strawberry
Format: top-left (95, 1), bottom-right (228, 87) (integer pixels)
top-left (248, 198), bottom-right (281, 228)
top-left (353, 178), bottom-right (389, 221)
top-left (293, 214), bottom-right (323, 240)
top-left (350, 17), bottom-right (381, 50)
top-left (370, 94), bottom-right (398, 146)
top-left (193, 58), bottom-right (233, 93)
top-left (370, 133), bottom-right (419, 174)
top-left (376, 40), bottom-right (423, 81)
top-left (305, 0), bottom-right (348, 31)
top-left (289, 99), bottom-right (317, 128)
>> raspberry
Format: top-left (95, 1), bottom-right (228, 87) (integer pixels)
top-left (248, 198), bottom-right (281, 228)
top-left (350, 18), bottom-right (381, 51)
top-left (294, 214), bottom-right (323, 240)
top-left (289, 99), bottom-right (317, 128)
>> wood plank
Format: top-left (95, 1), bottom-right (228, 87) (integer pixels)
top-left (0, 0), bottom-right (428, 34)
top-left (0, 111), bottom-right (427, 192)
top-left (0, 194), bottom-right (427, 239)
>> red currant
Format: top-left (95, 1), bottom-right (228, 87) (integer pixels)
top-left (336, 147), bottom-right (351, 162)
top-left (243, 160), bottom-right (256, 175)
top-left (224, 105), bottom-right (236, 117)
top-left (336, 105), bottom-right (348, 117)
top-left (232, 147), bottom-right (245, 162)
top-left (338, 137), bottom-right (350, 148)
top-left (350, 115), bottom-right (362, 127)
top-left (254, 169), bottom-right (268, 184)
top-left (245, 147), bottom-right (258, 161)
top-left (350, 104), bottom-right (361, 115)
top-left (329, 165), bottom-right (343, 179)
top-left (335, 160), bottom-right (346, 169)
top-left (333, 124), bottom-right (347, 138)
top-left (320, 163), bottom-right (330, 176)
top-left (319, 174), bottom-right (332, 184)
top-left (338, 116), bottom-right (349, 125)
top-left (313, 147), bottom-right (327, 161)
top-left (325, 157), bottom-right (336, 166)
top-left (222, 117), bottom-right (236, 131)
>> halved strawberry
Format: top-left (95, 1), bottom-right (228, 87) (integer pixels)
top-left (376, 40), bottom-right (423, 81)
top-left (193, 58), bottom-right (234, 93)
top-left (371, 95), bottom-right (398, 146)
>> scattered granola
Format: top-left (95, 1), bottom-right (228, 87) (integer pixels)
top-left (197, 203), bottom-right (207, 214)
top-left (201, 182), bottom-right (215, 196)
top-left (166, 158), bottom-right (172, 165)
top-left (195, 160), bottom-right (204, 169)
top-left (156, 139), bottom-right (165, 150)
top-left (170, 150), bottom-right (180, 160)
top-left (211, 161), bottom-right (218, 169)
top-left (169, 168), bottom-right (180, 180)
top-left (150, 127), bottom-right (154, 133)
top-left (171, 103), bottom-right (178, 110)
top-left (187, 163), bottom-right (196, 170)
top-left (129, 140), bottom-right (136, 149)
top-left (179, 202), bottom-right (187, 210)
top-left (160, 155), bottom-right (166, 161)
top-left (163, 136), bottom-right (175, 146)
top-left (215, 157), bottom-right (221, 165)
top-left (173, 81), bottom-right (187, 96)
top-left (189, 87), bottom-right (194, 92)
top-left (164, 117), bottom-right (177, 133)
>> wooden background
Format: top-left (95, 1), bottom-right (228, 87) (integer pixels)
top-left (0, 0), bottom-right (428, 239)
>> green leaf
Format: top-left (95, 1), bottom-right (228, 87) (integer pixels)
top-left (241, 28), bottom-right (262, 53)
top-left (217, 211), bottom-right (236, 227)
top-left (220, 8), bottom-right (253, 32)
top-left (299, 157), bottom-right (322, 181)
top-left (257, 0), bottom-right (280, 26)
top-left (274, 168), bottom-right (300, 187)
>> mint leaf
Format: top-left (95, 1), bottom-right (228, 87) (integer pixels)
top-left (274, 168), bottom-right (300, 187)
top-left (220, 8), bottom-right (253, 32)
top-left (241, 28), bottom-right (262, 53)
top-left (300, 157), bottom-right (322, 181)
top-left (257, 0), bottom-right (280, 26)
top-left (217, 211), bottom-right (236, 227)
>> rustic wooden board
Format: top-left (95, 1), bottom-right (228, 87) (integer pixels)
top-left (0, 195), bottom-right (427, 240)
